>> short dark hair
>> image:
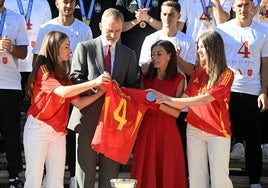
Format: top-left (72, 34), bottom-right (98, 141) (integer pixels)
top-left (161, 0), bottom-right (181, 13)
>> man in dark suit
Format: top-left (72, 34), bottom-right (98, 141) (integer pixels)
top-left (68, 8), bottom-right (138, 188)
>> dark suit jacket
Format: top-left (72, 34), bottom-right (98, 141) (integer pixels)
top-left (68, 36), bottom-right (138, 135)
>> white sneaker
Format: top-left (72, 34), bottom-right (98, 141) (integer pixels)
top-left (262, 144), bottom-right (268, 159)
top-left (250, 183), bottom-right (262, 188)
top-left (69, 177), bottom-right (75, 188)
top-left (230, 143), bottom-right (245, 159)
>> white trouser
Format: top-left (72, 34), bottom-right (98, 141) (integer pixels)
top-left (23, 115), bottom-right (66, 188)
top-left (187, 124), bottom-right (233, 188)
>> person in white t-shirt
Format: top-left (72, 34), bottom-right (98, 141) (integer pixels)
top-left (252, 0), bottom-right (268, 161)
top-left (216, 0), bottom-right (268, 187)
top-left (32, 0), bottom-right (93, 188)
top-left (139, 1), bottom-right (196, 75)
top-left (5, 0), bottom-right (52, 115)
top-left (33, 1), bottom-right (92, 60)
top-left (0, 1), bottom-right (28, 187)
top-left (230, 0), bottom-right (268, 161)
top-left (178, 0), bottom-right (232, 42)
top-left (230, 0), bottom-right (268, 163)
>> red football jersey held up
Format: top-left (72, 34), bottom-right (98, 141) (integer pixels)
top-left (91, 80), bottom-right (158, 164)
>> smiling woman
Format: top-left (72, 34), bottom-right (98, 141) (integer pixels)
top-left (155, 31), bottom-right (234, 188)
top-left (23, 31), bottom-right (111, 188)
top-left (58, 38), bottom-right (72, 62)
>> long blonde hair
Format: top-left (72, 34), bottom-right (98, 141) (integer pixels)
top-left (197, 31), bottom-right (228, 89)
top-left (27, 31), bottom-right (71, 97)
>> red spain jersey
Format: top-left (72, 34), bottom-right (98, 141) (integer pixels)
top-left (91, 80), bottom-right (158, 164)
top-left (27, 67), bottom-right (78, 133)
top-left (185, 67), bottom-right (234, 137)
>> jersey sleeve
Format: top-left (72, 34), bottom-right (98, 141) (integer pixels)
top-left (16, 13), bottom-right (29, 46)
top-left (32, 25), bottom-right (46, 54)
top-left (208, 68), bottom-right (234, 99)
top-left (39, 71), bottom-right (62, 94)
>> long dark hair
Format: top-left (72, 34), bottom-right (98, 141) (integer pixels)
top-left (27, 31), bottom-right (71, 98)
top-left (145, 40), bottom-right (178, 80)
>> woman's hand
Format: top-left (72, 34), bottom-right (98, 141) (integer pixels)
top-left (145, 89), bottom-right (170, 104)
top-left (156, 94), bottom-right (171, 104)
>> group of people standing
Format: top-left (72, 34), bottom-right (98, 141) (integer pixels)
top-left (0, 0), bottom-right (268, 188)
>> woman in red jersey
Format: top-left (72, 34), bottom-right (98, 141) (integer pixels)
top-left (23, 31), bottom-right (110, 188)
top-left (156, 31), bottom-right (234, 188)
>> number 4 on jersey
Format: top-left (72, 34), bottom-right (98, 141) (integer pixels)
top-left (238, 41), bottom-right (250, 58)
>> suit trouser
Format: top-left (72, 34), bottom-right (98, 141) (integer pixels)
top-left (66, 128), bottom-right (76, 177)
top-left (76, 133), bottom-right (119, 188)
top-left (0, 89), bottom-right (23, 178)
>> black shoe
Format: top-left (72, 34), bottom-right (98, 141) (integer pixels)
top-left (9, 179), bottom-right (23, 188)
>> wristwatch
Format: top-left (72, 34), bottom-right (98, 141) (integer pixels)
top-left (148, 17), bottom-right (154, 24)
